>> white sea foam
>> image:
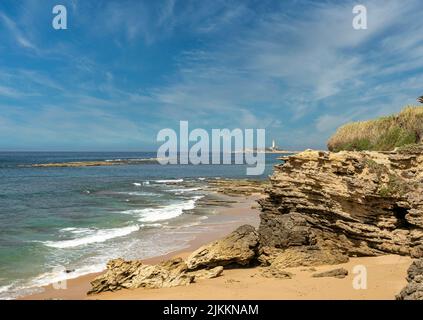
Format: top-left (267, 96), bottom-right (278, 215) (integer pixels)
top-left (154, 179), bottom-right (184, 183)
top-left (30, 263), bottom-right (106, 288)
top-left (126, 191), bottom-right (159, 196)
top-left (59, 227), bottom-right (92, 235)
top-left (59, 227), bottom-right (77, 232)
top-left (0, 284), bottom-right (13, 294)
top-left (0, 262), bottom-right (108, 300)
top-left (132, 182), bottom-right (142, 187)
top-left (123, 196), bottom-right (203, 223)
top-left (43, 225), bottom-right (140, 249)
top-left (140, 223), bottom-right (162, 228)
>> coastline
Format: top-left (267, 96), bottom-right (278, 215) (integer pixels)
top-left (21, 191), bottom-right (412, 300)
top-left (21, 193), bottom-right (262, 300)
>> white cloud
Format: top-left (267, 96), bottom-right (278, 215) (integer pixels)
top-left (0, 11), bottom-right (37, 51)
top-left (144, 0), bottom-right (423, 149)
top-left (2, 0), bottom-right (423, 150)
top-left (0, 85), bottom-right (21, 98)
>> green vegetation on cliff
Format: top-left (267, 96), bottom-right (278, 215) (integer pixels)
top-left (327, 106), bottom-right (423, 152)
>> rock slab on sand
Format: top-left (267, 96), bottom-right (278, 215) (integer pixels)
top-left (88, 225), bottom-right (255, 294)
top-left (186, 225), bottom-right (259, 270)
top-left (88, 258), bottom-right (194, 294)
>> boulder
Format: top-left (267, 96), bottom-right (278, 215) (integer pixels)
top-left (186, 225), bottom-right (259, 270)
top-left (396, 259), bottom-right (423, 300)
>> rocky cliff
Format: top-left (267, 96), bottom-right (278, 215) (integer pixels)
top-left (258, 147), bottom-right (423, 260)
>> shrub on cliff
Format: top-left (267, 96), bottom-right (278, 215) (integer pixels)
top-left (327, 106), bottom-right (423, 152)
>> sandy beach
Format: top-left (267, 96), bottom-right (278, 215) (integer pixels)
top-left (22, 194), bottom-right (262, 300)
top-left (22, 193), bottom-right (412, 300)
top-left (95, 254), bottom-right (411, 300)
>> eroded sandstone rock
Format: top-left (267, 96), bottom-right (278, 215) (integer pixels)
top-left (188, 266), bottom-right (224, 280)
top-left (259, 149), bottom-right (423, 258)
top-left (396, 259), bottom-right (423, 300)
top-left (264, 246), bottom-right (349, 270)
top-left (88, 225), bottom-right (258, 295)
top-left (186, 225), bottom-right (259, 270)
top-left (88, 258), bottom-right (194, 294)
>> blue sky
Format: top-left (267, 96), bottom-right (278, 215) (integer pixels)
top-left (0, 0), bottom-right (422, 151)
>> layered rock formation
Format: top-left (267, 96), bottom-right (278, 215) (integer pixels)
top-left (88, 147), bottom-right (423, 298)
top-left (88, 258), bottom-right (194, 294)
top-left (258, 148), bottom-right (423, 259)
top-left (396, 258), bottom-right (423, 300)
top-left (89, 225), bottom-right (257, 295)
top-left (187, 225), bottom-right (259, 269)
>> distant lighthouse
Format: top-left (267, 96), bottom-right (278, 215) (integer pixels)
top-left (271, 139), bottom-right (276, 151)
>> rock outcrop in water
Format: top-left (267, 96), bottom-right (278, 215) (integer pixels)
top-left (258, 148), bottom-right (423, 260)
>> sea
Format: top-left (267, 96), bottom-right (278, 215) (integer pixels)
top-left (0, 152), bottom-right (282, 299)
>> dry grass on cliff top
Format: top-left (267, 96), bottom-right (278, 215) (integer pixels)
top-left (327, 106), bottom-right (423, 152)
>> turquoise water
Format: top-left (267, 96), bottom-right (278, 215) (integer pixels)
top-left (0, 152), bottom-right (281, 299)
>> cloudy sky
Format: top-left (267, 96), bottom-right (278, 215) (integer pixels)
top-left (0, 0), bottom-right (422, 151)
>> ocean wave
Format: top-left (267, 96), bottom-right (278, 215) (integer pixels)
top-left (30, 263), bottom-right (106, 288)
top-left (126, 191), bottom-right (160, 196)
top-left (166, 187), bottom-right (202, 193)
top-left (123, 196), bottom-right (203, 223)
top-left (154, 179), bottom-right (184, 183)
top-left (132, 182), bottom-right (142, 187)
top-left (0, 263), bottom-right (107, 300)
top-left (0, 284), bottom-right (13, 294)
top-left (109, 191), bottom-right (160, 197)
top-left (59, 227), bottom-right (92, 235)
top-left (42, 225), bottom-right (140, 249)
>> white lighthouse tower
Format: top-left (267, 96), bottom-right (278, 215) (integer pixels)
top-left (271, 139), bottom-right (276, 151)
